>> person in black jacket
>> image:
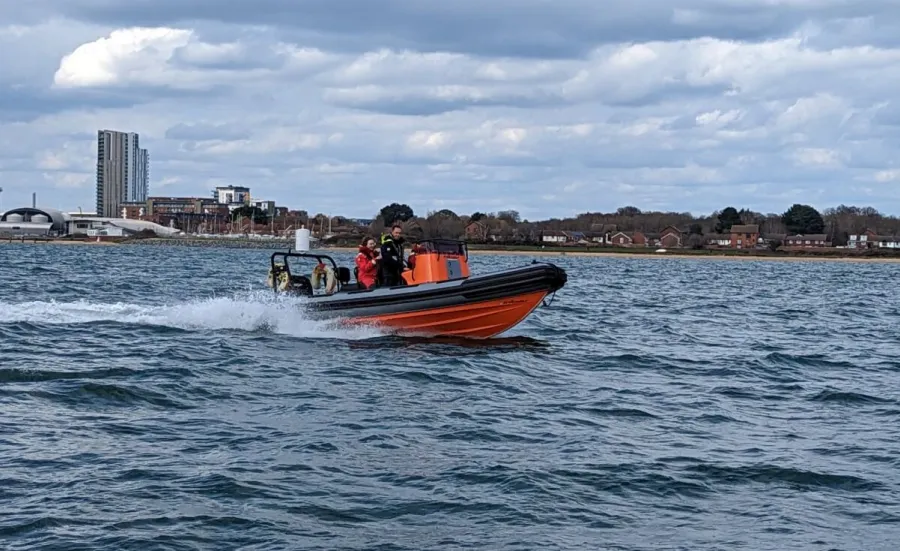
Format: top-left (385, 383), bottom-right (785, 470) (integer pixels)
top-left (379, 224), bottom-right (406, 287)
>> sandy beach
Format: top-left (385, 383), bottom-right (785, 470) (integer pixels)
top-left (323, 245), bottom-right (900, 263)
top-left (476, 249), bottom-right (900, 263)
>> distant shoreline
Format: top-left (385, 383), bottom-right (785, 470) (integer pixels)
top-left (5, 237), bottom-right (900, 263)
top-left (327, 246), bottom-right (900, 263)
top-left (0, 238), bottom-right (119, 246)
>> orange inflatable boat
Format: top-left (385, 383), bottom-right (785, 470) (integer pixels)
top-left (266, 239), bottom-right (567, 339)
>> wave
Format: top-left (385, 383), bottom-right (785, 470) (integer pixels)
top-left (0, 291), bottom-right (384, 340)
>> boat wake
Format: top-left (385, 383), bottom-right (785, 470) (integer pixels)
top-left (0, 290), bottom-right (385, 340)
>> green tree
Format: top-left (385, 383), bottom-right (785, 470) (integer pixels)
top-left (470, 211), bottom-right (485, 222)
top-left (714, 207), bottom-right (742, 233)
top-left (782, 204), bottom-right (825, 234)
top-left (379, 203), bottom-right (414, 225)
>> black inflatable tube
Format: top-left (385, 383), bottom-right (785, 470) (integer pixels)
top-left (303, 262), bottom-right (567, 317)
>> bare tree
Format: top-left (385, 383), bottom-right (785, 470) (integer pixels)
top-left (417, 210), bottom-right (465, 239)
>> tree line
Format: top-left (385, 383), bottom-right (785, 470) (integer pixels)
top-left (372, 202), bottom-right (900, 244)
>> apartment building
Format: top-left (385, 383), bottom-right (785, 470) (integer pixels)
top-left (96, 129), bottom-right (149, 217)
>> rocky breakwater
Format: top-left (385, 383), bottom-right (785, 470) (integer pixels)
top-left (124, 237), bottom-right (294, 250)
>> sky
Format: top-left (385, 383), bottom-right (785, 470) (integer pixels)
top-left (2, 1), bottom-right (900, 220)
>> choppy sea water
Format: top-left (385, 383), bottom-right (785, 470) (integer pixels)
top-left (1, 243), bottom-right (899, 551)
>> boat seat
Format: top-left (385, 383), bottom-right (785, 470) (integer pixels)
top-left (336, 266), bottom-right (351, 285)
top-left (289, 275), bottom-right (313, 297)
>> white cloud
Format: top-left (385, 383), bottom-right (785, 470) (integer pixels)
top-left (874, 169), bottom-right (900, 182)
top-left (0, 24), bottom-right (31, 38)
top-left (37, 151), bottom-right (68, 170)
top-left (52, 27), bottom-right (335, 90)
top-left (42, 171), bottom-right (91, 189)
top-left (789, 147), bottom-right (847, 168)
top-left (406, 131), bottom-right (451, 151)
top-left (696, 109), bottom-right (743, 126)
top-left (1, 3), bottom-right (899, 218)
top-left (53, 27), bottom-right (193, 88)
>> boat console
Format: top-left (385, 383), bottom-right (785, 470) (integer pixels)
top-left (401, 238), bottom-right (471, 285)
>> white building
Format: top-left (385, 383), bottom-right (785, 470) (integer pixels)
top-left (848, 231), bottom-right (900, 249)
top-left (86, 225), bottom-right (126, 237)
top-left (0, 207), bottom-right (68, 236)
top-left (0, 206), bottom-right (179, 237)
top-left (215, 185), bottom-right (250, 210)
top-left (67, 215), bottom-right (181, 237)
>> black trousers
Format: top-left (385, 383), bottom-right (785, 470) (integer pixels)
top-left (380, 271), bottom-right (405, 287)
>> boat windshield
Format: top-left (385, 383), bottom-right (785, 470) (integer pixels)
top-left (413, 239), bottom-right (468, 258)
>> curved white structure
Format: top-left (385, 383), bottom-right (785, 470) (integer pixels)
top-left (0, 206), bottom-right (182, 237)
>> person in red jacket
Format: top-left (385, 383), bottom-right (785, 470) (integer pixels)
top-left (355, 236), bottom-right (380, 289)
top-left (406, 242), bottom-right (426, 269)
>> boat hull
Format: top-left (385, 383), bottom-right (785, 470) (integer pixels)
top-left (343, 290), bottom-right (550, 338)
top-left (303, 262), bottom-right (567, 339)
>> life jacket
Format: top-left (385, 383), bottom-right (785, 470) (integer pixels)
top-left (380, 234), bottom-right (403, 262)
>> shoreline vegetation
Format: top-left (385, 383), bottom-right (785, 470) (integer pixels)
top-left (5, 235), bottom-right (900, 263)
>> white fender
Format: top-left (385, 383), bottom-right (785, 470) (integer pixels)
top-left (276, 272), bottom-right (290, 292)
top-left (324, 266), bottom-right (337, 294)
top-left (311, 265), bottom-right (337, 294)
top-left (267, 265), bottom-right (291, 291)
